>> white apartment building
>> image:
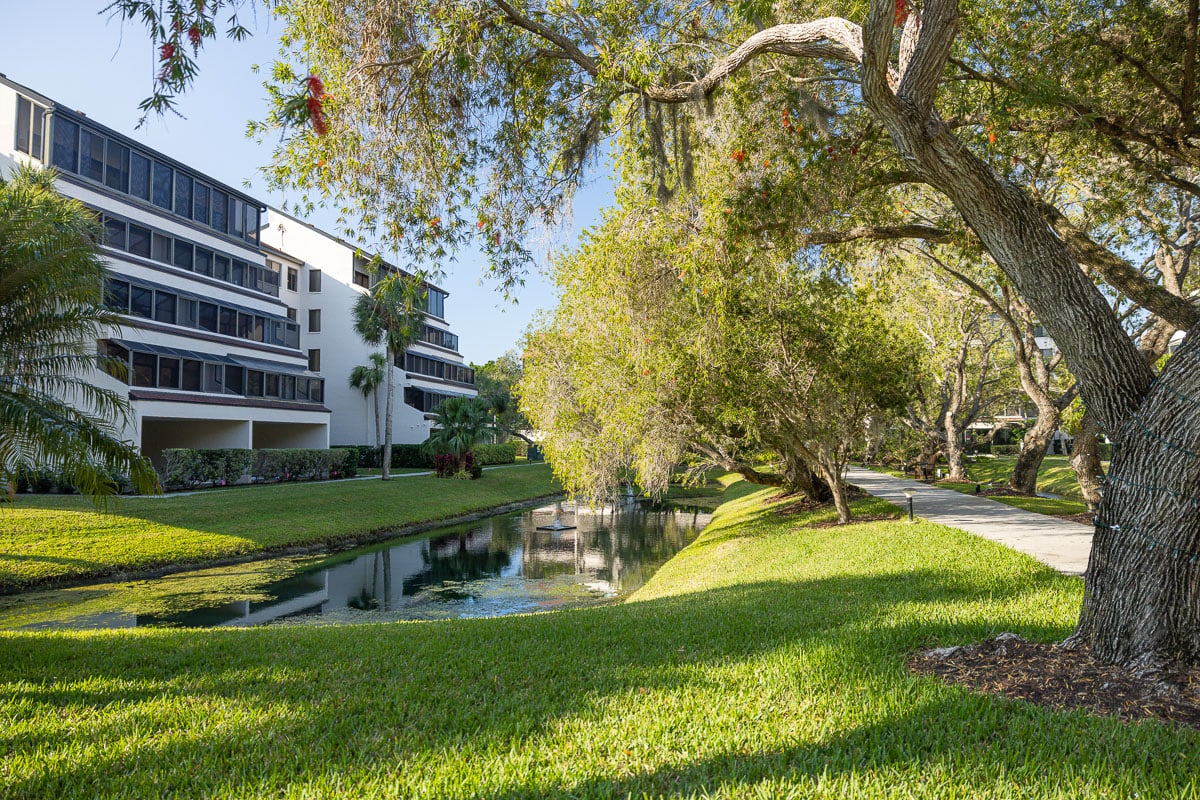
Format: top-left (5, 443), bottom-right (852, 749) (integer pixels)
top-left (261, 209), bottom-right (478, 447)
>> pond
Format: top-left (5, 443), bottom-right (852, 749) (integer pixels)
top-left (0, 498), bottom-right (711, 630)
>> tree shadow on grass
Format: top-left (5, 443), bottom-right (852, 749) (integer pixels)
top-left (0, 562), bottom-right (1136, 798)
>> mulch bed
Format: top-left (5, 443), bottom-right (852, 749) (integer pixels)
top-left (910, 634), bottom-right (1200, 730)
top-left (1060, 512), bottom-right (1095, 524)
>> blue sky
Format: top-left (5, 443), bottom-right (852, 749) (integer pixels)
top-left (0, 1), bottom-right (613, 365)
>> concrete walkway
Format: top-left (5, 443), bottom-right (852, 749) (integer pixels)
top-left (846, 466), bottom-right (1094, 576)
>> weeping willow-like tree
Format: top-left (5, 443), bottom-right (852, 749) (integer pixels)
top-left (0, 165), bottom-right (158, 502)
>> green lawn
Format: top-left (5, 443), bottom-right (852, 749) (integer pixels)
top-left (933, 478), bottom-right (1089, 517)
top-left (0, 464), bottom-right (560, 594)
top-left (1, 481), bottom-right (1196, 798)
top-left (951, 455), bottom-right (1096, 501)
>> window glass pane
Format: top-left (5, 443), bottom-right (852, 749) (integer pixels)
top-left (204, 362), bottom-right (223, 393)
top-left (237, 312), bottom-right (253, 339)
top-left (246, 370), bottom-right (264, 397)
top-left (213, 255), bottom-right (229, 281)
top-left (253, 316), bottom-right (265, 342)
top-left (307, 348), bottom-right (321, 372)
top-left (181, 359), bottom-right (202, 391)
top-left (51, 117), bottom-right (79, 172)
top-left (287, 267), bottom-right (298, 292)
top-left (174, 173), bottom-right (193, 218)
top-left (219, 307), bottom-right (236, 336)
top-left (157, 357), bottom-right (180, 389)
top-left (152, 161), bottom-right (172, 209)
top-left (194, 248), bottom-right (213, 277)
top-left (29, 104), bottom-right (44, 159)
top-left (231, 198), bottom-right (244, 238)
top-left (285, 323), bottom-right (300, 349)
top-left (311, 380), bottom-right (324, 403)
top-left (154, 291), bottom-right (177, 324)
top-left (308, 309), bottom-right (321, 332)
top-left (132, 352), bottom-right (156, 387)
top-left (271, 320), bottom-right (284, 347)
top-left (79, 128), bottom-right (105, 182)
top-left (296, 377), bottom-right (310, 399)
top-left (104, 140), bottom-right (129, 192)
top-left (232, 260), bottom-right (246, 287)
top-left (282, 375), bottom-right (296, 400)
top-left (128, 224), bottom-right (151, 258)
top-left (173, 241), bottom-right (193, 271)
top-left (129, 152), bottom-right (151, 200)
top-left (102, 341), bottom-right (130, 381)
top-left (130, 285), bottom-right (153, 318)
top-left (211, 189), bottom-right (227, 233)
top-left (104, 279), bottom-right (129, 312)
top-left (193, 183), bottom-right (209, 226)
top-left (15, 97), bottom-right (31, 154)
top-left (224, 365), bottom-right (244, 395)
top-left (179, 298), bottom-right (198, 328)
top-left (308, 269), bottom-right (322, 292)
top-left (244, 204), bottom-right (258, 242)
top-left (265, 373), bottom-right (280, 397)
top-left (152, 232), bottom-right (172, 263)
top-left (103, 217), bottom-right (126, 249)
top-left (198, 302), bottom-right (218, 332)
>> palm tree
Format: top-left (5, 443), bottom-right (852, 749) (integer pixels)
top-left (352, 270), bottom-right (423, 480)
top-left (0, 165), bottom-right (158, 502)
top-left (348, 352), bottom-right (387, 450)
top-left (426, 396), bottom-right (492, 473)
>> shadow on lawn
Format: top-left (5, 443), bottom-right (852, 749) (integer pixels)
top-left (1, 565), bottom-right (1194, 798)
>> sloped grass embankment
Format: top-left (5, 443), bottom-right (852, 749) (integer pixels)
top-left (1, 480), bottom-right (1197, 797)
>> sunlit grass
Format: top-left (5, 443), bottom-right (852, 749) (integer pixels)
top-left (1, 480), bottom-right (1195, 798)
top-left (0, 464), bottom-right (560, 593)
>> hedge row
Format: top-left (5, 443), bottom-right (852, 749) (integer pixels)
top-left (337, 441), bottom-right (518, 469)
top-left (159, 448), bottom-right (357, 490)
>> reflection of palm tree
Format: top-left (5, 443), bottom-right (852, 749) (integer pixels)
top-left (348, 353), bottom-right (387, 449)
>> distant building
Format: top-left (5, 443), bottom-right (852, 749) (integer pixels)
top-left (260, 209), bottom-right (476, 448)
top-left (0, 74), bottom-right (475, 461)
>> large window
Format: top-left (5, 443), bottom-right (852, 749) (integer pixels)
top-left (308, 308), bottom-right (321, 333)
top-left (308, 348), bottom-right (321, 372)
top-left (420, 324), bottom-right (459, 352)
top-left (95, 209), bottom-right (280, 297)
top-left (287, 267), bottom-right (298, 292)
top-left (103, 274), bottom-right (300, 350)
top-left (47, 114), bottom-right (262, 244)
top-left (15, 96), bottom-right (47, 159)
top-left (308, 269), bottom-right (322, 292)
top-left (403, 352), bottom-right (474, 386)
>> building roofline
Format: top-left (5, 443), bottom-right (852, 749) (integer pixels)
top-left (265, 206), bottom-right (449, 295)
top-left (0, 73), bottom-right (265, 212)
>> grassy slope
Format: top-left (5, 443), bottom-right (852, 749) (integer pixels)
top-left (0, 464), bottom-right (559, 593)
top-left (2, 482), bottom-right (1197, 798)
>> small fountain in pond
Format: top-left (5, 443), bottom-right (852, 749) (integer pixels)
top-left (536, 501), bottom-right (577, 531)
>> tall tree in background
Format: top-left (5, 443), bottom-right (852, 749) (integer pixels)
top-left (348, 352), bottom-right (387, 450)
top-left (351, 272), bottom-right (423, 480)
top-left (474, 350), bottom-right (533, 445)
top-left (0, 165), bottom-right (158, 501)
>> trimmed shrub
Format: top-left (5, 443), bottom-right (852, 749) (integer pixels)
top-left (158, 447), bottom-right (354, 491)
top-left (473, 442), bottom-right (517, 466)
top-left (391, 443), bottom-right (435, 469)
top-left (992, 444), bottom-right (1020, 456)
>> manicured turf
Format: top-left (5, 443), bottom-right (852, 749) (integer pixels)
top-left (933, 479), bottom-right (1089, 517)
top-left (0, 464), bottom-right (560, 594)
top-left (931, 456), bottom-right (1095, 516)
top-left (1, 481), bottom-right (1196, 798)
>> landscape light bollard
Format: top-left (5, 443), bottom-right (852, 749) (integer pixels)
top-left (903, 490), bottom-right (914, 522)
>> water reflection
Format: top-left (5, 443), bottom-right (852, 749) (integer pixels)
top-left (0, 500), bottom-right (710, 630)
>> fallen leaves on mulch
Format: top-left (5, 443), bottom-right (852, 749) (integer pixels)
top-left (910, 633), bottom-right (1200, 730)
top-left (1060, 512), bottom-right (1095, 524)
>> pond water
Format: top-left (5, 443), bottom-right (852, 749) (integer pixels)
top-left (0, 499), bottom-right (711, 631)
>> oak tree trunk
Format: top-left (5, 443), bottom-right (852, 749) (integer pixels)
top-left (1008, 408), bottom-right (1059, 495)
top-left (1070, 409), bottom-right (1106, 511)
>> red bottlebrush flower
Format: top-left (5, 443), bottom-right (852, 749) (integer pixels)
top-left (304, 76), bottom-right (329, 136)
top-left (762, 159), bottom-right (770, 167)
top-left (731, 149), bottom-right (746, 164)
top-left (306, 75), bottom-right (325, 97)
top-left (428, 217), bottom-right (440, 228)
top-left (493, 234), bottom-right (500, 246)
top-left (317, 158), bottom-right (326, 167)
top-left (188, 25), bottom-right (202, 48)
top-left (477, 219), bottom-right (485, 229)
top-left (642, 369), bottom-right (649, 376)
top-left (895, 0), bottom-right (909, 26)
top-left (171, 17), bottom-right (183, 32)
top-left (159, 43), bottom-right (176, 61)
top-left (851, 146), bottom-right (859, 155)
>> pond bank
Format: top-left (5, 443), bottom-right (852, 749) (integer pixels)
top-left (3, 479), bottom-right (1196, 798)
top-left (0, 463), bottom-right (561, 595)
